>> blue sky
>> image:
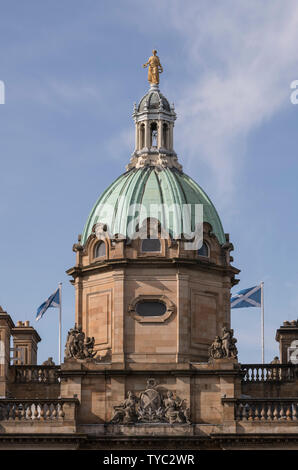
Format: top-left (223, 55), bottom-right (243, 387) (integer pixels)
top-left (0, 1), bottom-right (298, 364)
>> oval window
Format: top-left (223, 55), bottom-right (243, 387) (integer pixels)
top-left (141, 238), bottom-right (161, 252)
top-left (135, 301), bottom-right (166, 317)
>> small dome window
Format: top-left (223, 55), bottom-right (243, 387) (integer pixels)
top-left (94, 241), bottom-right (106, 258)
top-left (198, 242), bottom-right (209, 257)
top-left (136, 300), bottom-right (166, 317)
top-left (141, 238), bottom-right (161, 252)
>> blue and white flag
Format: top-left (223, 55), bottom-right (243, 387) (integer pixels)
top-left (36, 287), bottom-right (61, 321)
top-left (231, 284), bottom-right (262, 309)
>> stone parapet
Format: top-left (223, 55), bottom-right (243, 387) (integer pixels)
top-left (0, 398), bottom-right (79, 434)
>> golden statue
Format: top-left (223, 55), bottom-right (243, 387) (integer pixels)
top-left (143, 50), bottom-right (163, 85)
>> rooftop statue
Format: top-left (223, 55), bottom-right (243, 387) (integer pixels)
top-left (143, 49), bottom-right (163, 85)
top-left (209, 327), bottom-right (238, 360)
top-left (64, 323), bottom-right (96, 360)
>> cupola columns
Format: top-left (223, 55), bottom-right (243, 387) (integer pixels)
top-left (127, 83), bottom-right (182, 172)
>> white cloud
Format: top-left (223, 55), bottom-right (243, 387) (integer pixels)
top-left (165, 1), bottom-right (298, 202)
top-left (104, 127), bottom-right (134, 166)
top-left (33, 79), bottom-right (102, 113)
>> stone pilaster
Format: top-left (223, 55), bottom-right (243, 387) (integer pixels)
top-left (176, 273), bottom-right (190, 363)
top-left (0, 308), bottom-right (14, 397)
top-left (75, 277), bottom-right (83, 327)
top-left (112, 271), bottom-right (125, 365)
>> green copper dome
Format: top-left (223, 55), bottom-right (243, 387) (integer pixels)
top-left (81, 167), bottom-right (225, 245)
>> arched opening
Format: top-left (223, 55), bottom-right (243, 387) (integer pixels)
top-left (162, 123), bottom-right (168, 148)
top-left (150, 122), bottom-right (158, 147)
top-left (94, 241), bottom-right (106, 258)
top-left (141, 238), bottom-right (161, 252)
top-left (198, 242), bottom-right (209, 257)
top-left (140, 123), bottom-right (145, 148)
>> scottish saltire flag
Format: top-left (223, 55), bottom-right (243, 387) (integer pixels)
top-left (36, 287), bottom-right (60, 321)
top-left (231, 285), bottom-right (262, 309)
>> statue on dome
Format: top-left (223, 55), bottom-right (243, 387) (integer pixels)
top-left (143, 49), bottom-right (163, 85)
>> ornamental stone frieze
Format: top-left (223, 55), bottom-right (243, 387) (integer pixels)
top-left (110, 379), bottom-right (190, 425)
top-left (126, 152), bottom-right (182, 172)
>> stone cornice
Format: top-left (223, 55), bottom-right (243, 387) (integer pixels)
top-left (66, 257), bottom-right (240, 280)
top-left (11, 326), bottom-right (41, 343)
top-left (59, 368), bottom-right (243, 378)
top-left (0, 313), bottom-right (15, 330)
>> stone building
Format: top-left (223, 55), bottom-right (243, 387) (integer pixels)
top-left (1, 64), bottom-right (298, 450)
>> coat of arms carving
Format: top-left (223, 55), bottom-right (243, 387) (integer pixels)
top-left (110, 379), bottom-right (190, 425)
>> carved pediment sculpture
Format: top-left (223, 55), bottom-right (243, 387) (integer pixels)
top-left (110, 379), bottom-right (190, 425)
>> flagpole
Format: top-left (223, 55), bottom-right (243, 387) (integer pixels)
top-left (261, 281), bottom-right (264, 364)
top-left (59, 283), bottom-right (62, 365)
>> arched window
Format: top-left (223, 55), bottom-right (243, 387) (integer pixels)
top-left (135, 300), bottom-right (166, 317)
top-left (198, 242), bottom-right (209, 257)
top-left (140, 123), bottom-right (145, 148)
top-left (94, 241), bottom-right (106, 258)
top-left (150, 122), bottom-right (158, 147)
top-left (162, 123), bottom-right (168, 148)
top-left (141, 238), bottom-right (161, 252)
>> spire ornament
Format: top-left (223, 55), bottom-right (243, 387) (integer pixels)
top-left (143, 49), bottom-right (163, 85)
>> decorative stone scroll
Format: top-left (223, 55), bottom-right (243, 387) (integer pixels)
top-left (110, 379), bottom-right (190, 425)
top-left (209, 327), bottom-right (238, 360)
top-left (126, 153), bottom-right (182, 172)
top-left (64, 324), bottom-right (96, 360)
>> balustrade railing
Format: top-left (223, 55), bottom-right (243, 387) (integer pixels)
top-left (12, 365), bottom-right (60, 384)
top-left (223, 398), bottom-right (298, 422)
top-left (240, 364), bottom-right (297, 382)
top-left (0, 399), bottom-right (77, 421)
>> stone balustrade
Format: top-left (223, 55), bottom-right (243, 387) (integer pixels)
top-left (12, 365), bottom-right (60, 384)
top-left (240, 364), bottom-right (297, 382)
top-left (0, 398), bottom-right (78, 422)
top-left (223, 398), bottom-right (298, 421)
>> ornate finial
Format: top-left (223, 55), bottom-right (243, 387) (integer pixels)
top-left (143, 49), bottom-right (163, 85)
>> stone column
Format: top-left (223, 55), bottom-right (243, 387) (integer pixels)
top-left (0, 308), bottom-right (14, 397)
top-left (169, 123), bottom-right (174, 150)
top-left (135, 122), bottom-right (139, 151)
top-left (145, 120), bottom-right (151, 149)
top-left (12, 321), bottom-right (41, 365)
top-left (75, 277), bottom-right (83, 327)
